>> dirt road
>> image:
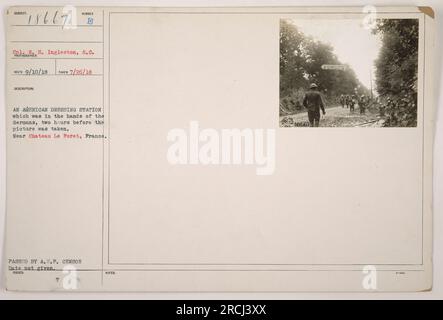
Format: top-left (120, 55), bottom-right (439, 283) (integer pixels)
top-left (280, 105), bottom-right (385, 127)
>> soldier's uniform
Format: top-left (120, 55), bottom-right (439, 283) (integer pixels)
top-left (345, 95), bottom-right (351, 108)
top-left (349, 95), bottom-right (356, 112)
top-left (303, 84), bottom-right (325, 127)
top-left (359, 95), bottom-right (366, 114)
top-left (340, 94), bottom-right (345, 108)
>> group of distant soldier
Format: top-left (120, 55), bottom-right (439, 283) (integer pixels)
top-left (339, 94), bottom-right (370, 114)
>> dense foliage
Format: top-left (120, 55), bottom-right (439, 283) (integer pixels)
top-left (374, 19), bottom-right (419, 127)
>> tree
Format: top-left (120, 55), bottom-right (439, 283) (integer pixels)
top-left (279, 20), bottom-right (308, 97)
top-left (373, 19), bottom-right (419, 127)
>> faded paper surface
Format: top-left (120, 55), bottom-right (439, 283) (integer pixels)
top-left (3, 6), bottom-right (435, 291)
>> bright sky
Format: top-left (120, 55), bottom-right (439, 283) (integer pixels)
top-left (289, 19), bottom-right (382, 89)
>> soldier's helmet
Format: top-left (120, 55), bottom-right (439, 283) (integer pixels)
top-left (309, 83), bottom-right (318, 89)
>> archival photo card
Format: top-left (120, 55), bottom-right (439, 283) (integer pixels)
top-left (3, 6), bottom-right (436, 292)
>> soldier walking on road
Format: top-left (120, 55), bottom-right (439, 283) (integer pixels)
top-left (303, 83), bottom-right (326, 127)
top-left (349, 94), bottom-right (356, 112)
top-left (359, 95), bottom-right (367, 114)
top-left (345, 94), bottom-right (351, 108)
top-left (340, 94), bottom-right (345, 108)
